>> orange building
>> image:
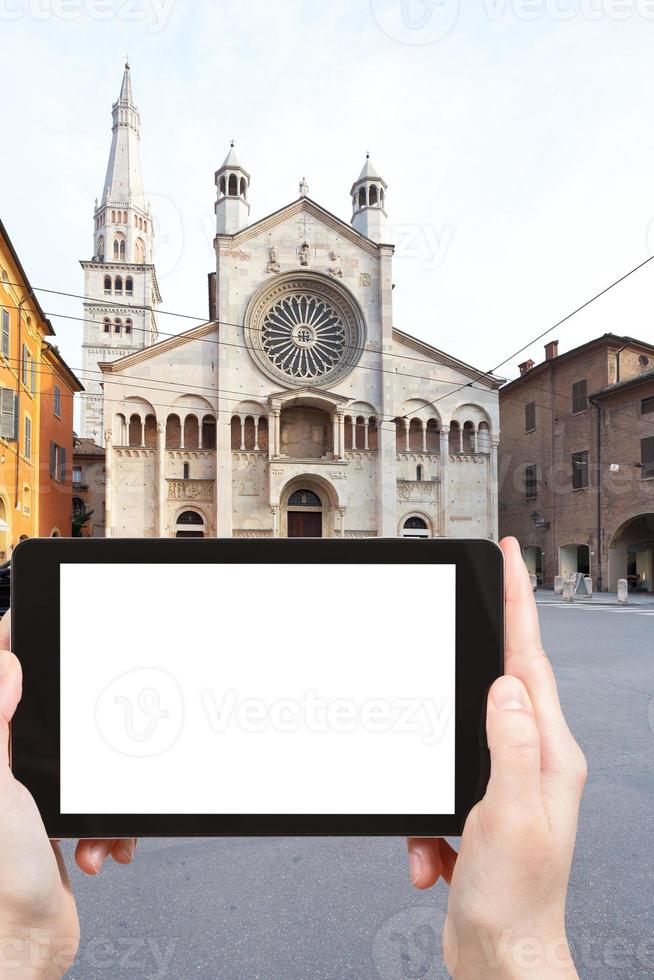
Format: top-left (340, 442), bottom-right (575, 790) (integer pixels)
top-left (39, 345), bottom-right (83, 537)
top-left (0, 218), bottom-right (82, 555)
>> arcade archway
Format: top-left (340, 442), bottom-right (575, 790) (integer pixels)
top-left (608, 513), bottom-right (654, 592)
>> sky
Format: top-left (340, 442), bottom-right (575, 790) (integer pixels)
top-left (4, 0), bottom-right (654, 397)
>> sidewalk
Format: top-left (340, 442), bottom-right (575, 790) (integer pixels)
top-left (535, 589), bottom-right (654, 608)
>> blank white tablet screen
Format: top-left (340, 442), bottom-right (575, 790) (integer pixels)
top-left (60, 563), bottom-right (456, 815)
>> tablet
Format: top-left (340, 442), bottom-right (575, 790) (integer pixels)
top-left (10, 538), bottom-right (503, 839)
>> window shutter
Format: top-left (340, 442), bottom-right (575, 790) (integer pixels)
top-left (572, 379), bottom-right (588, 413)
top-left (1, 309), bottom-right (9, 357)
top-left (0, 388), bottom-right (16, 440)
top-left (525, 401), bottom-right (536, 432)
top-left (31, 358), bottom-right (35, 394)
top-left (59, 446), bottom-right (67, 482)
top-left (50, 441), bottom-right (57, 479)
top-left (642, 437), bottom-right (654, 478)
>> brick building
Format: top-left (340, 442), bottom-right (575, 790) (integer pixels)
top-left (72, 437), bottom-right (105, 537)
top-left (499, 334), bottom-right (654, 592)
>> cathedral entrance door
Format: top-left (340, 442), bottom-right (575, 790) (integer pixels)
top-left (287, 511), bottom-right (322, 538)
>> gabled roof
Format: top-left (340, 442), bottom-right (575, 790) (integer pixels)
top-left (501, 333), bottom-right (654, 394)
top-left (0, 217), bottom-right (55, 335)
top-left (99, 320), bottom-right (218, 374)
top-left (392, 327), bottom-right (505, 390)
top-left (216, 196), bottom-right (394, 255)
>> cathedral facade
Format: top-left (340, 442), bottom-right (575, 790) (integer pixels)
top-left (94, 67), bottom-right (501, 540)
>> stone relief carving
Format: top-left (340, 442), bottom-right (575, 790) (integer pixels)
top-left (359, 272), bottom-right (372, 286)
top-left (267, 245), bottom-right (280, 274)
top-left (397, 480), bottom-right (438, 502)
top-left (167, 479), bottom-right (214, 502)
top-left (298, 241), bottom-right (310, 266)
top-left (328, 251), bottom-right (343, 278)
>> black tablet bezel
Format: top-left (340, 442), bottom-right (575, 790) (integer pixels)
top-left (11, 537), bottom-right (503, 839)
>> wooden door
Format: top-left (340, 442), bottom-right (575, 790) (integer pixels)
top-left (287, 511), bottom-right (322, 538)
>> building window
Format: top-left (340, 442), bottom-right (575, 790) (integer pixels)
top-left (572, 450), bottom-right (589, 489)
top-left (103, 318), bottom-right (111, 333)
top-left (104, 275), bottom-right (112, 294)
top-left (641, 396), bottom-right (654, 415)
top-left (22, 344), bottom-right (29, 386)
top-left (0, 388), bottom-right (17, 441)
top-left (126, 277), bottom-right (133, 296)
top-left (114, 318), bottom-right (122, 333)
top-left (183, 462), bottom-right (190, 480)
top-left (24, 416), bottom-right (31, 460)
top-left (1, 308), bottom-right (9, 357)
top-left (572, 379), bottom-right (588, 414)
top-left (50, 442), bottom-right (66, 481)
top-left (416, 464), bottom-right (423, 481)
top-left (125, 318), bottom-right (132, 334)
top-left (525, 401), bottom-right (536, 432)
top-left (73, 465), bottom-right (82, 484)
top-left (72, 496), bottom-right (85, 515)
top-left (402, 516), bottom-right (430, 539)
top-left (642, 437), bottom-right (654, 478)
top-left (525, 463), bottom-right (538, 499)
top-left (54, 384), bottom-right (61, 418)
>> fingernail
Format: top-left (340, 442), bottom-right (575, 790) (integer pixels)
top-left (409, 850), bottom-right (423, 886)
top-left (89, 843), bottom-right (108, 874)
top-left (492, 677), bottom-right (527, 711)
top-left (0, 650), bottom-right (11, 677)
top-left (119, 839), bottom-right (136, 861)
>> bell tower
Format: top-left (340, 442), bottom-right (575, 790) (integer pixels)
top-left (215, 142), bottom-right (251, 235)
top-left (79, 61), bottom-right (160, 441)
top-left (350, 154), bottom-right (388, 244)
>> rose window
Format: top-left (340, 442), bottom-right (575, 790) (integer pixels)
top-left (245, 275), bottom-right (366, 389)
top-left (261, 294), bottom-right (346, 381)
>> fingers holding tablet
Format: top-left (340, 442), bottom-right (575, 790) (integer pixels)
top-left (75, 837), bottom-right (137, 875)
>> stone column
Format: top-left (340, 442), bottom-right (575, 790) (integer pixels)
top-left (489, 437), bottom-right (500, 541)
top-left (351, 418), bottom-right (356, 451)
top-left (271, 504), bottom-right (280, 538)
top-left (404, 418), bottom-right (410, 452)
top-left (157, 422), bottom-right (166, 537)
top-left (364, 420), bottom-right (369, 451)
top-left (332, 414), bottom-right (339, 460)
top-left (104, 430), bottom-right (113, 538)
top-left (274, 410), bottom-right (281, 457)
top-left (440, 427), bottom-right (450, 537)
top-left (339, 506), bottom-right (346, 538)
top-left (198, 421), bottom-right (203, 451)
top-left (473, 427), bottom-right (479, 454)
top-left (216, 411), bottom-right (233, 538)
top-left (338, 410), bottom-right (345, 459)
top-left (140, 418), bottom-right (146, 448)
top-left (240, 417), bottom-right (246, 452)
top-left (422, 420), bottom-right (427, 453)
top-left (254, 418), bottom-right (260, 451)
top-left (268, 412), bottom-right (275, 460)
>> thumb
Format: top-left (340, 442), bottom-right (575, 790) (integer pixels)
top-left (484, 675), bottom-right (542, 808)
top-left (0, 651), bottom-right (22, 771)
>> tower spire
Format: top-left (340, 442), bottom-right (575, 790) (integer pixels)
top-left (80, 61), bottom-right (160, 441)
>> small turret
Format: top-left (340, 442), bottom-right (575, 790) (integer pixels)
top-left (215, 142), bottom-right (250, 234)
top-left (350, 154), bottom-right (388, 243)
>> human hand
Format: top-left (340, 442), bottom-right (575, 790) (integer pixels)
top-left (0, 611), bottom-right (137, 978)
top-left (407, 537), bottom-right (587, 979)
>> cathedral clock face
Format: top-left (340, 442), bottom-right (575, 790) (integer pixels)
top-left (245, 274), bottom-right (366, 389)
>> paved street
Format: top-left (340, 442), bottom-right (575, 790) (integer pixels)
top-left (64, 606), bottom-right (653, 979)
